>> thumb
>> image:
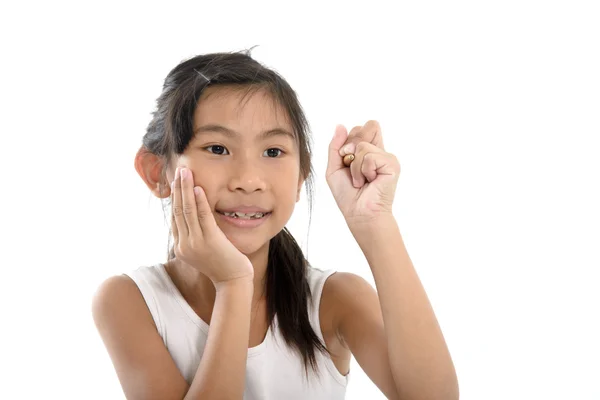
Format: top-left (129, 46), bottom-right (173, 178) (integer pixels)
top-left (193, 186), bottom-right (217, 235)
top-left (326, 124), bottom-right (349, 176)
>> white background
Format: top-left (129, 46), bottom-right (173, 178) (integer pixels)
top-left (1, 1), bottom-right (599, 399)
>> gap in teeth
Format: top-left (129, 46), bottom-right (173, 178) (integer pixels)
top-left (222, 211), bottom-right (266, 219)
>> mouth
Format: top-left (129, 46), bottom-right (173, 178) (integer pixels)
top-left (216, 210), bottom-right (272, 220)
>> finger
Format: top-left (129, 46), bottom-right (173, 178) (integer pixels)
top-left (362, 148), bottom-right (400, 180)
top-left (171, 167), bottom-right (188, 237)
top-left (337, 125), bottom-right (361, 158)
top-left (360, 153), bottom-right (379, 183)
top-left (350, 142), bottom-right (367, 188)
top-left (326, 124), bottom-right (350, 176)
top-left (180, 167), bottom-right (202, 237)
top-left (338, 120), bottom-right (385, 158)
top-left (193, 185), bottom-right (218, 235)
top-left (171, 210), bottom-right (179, 250)
top-left (352, 142), bottom-right (387, 187)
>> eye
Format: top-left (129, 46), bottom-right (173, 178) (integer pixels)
top-left (205, 145), bottom-right (229, 155)
top-left (264, 148), bottom-right (283, 158)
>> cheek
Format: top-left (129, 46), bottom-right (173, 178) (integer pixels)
top-left (277, 158), bottom-right (301, 180)
top-left (178, 157), bottom-right (210, 185)
top-left (275, 184), bottom-right (302, 213)
top-left (177, 160), bottom-right (218, 204)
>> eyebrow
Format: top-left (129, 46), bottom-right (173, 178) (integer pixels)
top-left (194, 124), bottom-right (295, 141)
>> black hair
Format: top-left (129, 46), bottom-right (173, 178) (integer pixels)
top-left (141, 49), bottom-right (330, 380)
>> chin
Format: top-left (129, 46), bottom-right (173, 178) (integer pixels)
top-left (230, 238), bottom-right (270, 257)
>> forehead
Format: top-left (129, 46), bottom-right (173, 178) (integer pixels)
top-left (194, 85), bottom-right (293, 134)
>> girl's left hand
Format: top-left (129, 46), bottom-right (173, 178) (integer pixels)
top-left (326, 120), bottom-right (401, 226)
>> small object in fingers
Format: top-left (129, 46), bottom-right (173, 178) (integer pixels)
top-left (343, 154), bottom-right (355, 167)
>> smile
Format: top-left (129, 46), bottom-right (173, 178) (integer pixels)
top-left (216, 210), bottom-right (272, 228)
top-left (217, 211), bottom-right (271, 219)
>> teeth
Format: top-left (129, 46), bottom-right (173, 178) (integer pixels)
top-left (222, 211), bottom-right (266, 219)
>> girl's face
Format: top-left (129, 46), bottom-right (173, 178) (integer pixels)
top-left (173, 86), bottom-right (304, 255)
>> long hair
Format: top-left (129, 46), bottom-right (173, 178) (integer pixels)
top-left (141, 49), bottom-right (329, 379)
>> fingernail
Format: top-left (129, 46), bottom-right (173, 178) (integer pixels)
top-left (174, 167), bottom-right (180, 180)
top-left (343, 143), bottom-right (355, 155)
top-left (180, 168), bottom-right (187, 179)
top-left (338, 144), bottom-right (351, 157)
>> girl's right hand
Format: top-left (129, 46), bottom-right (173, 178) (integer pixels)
top-left (171, 167), bottom-right (254, 287)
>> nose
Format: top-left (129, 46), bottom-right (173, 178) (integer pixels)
top-left (227, 156), bottom-right (267, 193)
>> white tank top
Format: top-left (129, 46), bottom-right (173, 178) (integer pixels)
top-left (125, 264), bottom-right (349, 399)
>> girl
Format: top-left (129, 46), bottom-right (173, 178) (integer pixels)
top-left (92, 51), bottom-right (458, 400)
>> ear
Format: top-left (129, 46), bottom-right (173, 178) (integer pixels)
top-left (134, 146), bottom-right (171, 199)
top-left (296, 175), bottom-right (305, 202)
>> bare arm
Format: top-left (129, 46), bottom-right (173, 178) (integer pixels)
top-left (347, 216), bottom-right (459, 400)
top-left (185, 278), bottom-right (253, 399)
top-left (92, 275), bottom-right (253, 400)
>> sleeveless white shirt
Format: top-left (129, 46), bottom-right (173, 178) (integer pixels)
top-left (125, 264), bottom-right (349, 399)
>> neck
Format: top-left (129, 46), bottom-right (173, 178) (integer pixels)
top-left (166, 242), bottom-right (270, 309)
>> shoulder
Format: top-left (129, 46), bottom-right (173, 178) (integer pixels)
top-left (323, 271), bottom-right (371, 291)
top-left (91, 274), bottom-right (155, 332)
top-left (323, 271), bottom-right (375, 305)
top-left (91, 275), bottom-right (190, 398)
top-left (320, 271), bottom-right (378, 337)
top-left (92, 274), bottom-right (140, 311)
